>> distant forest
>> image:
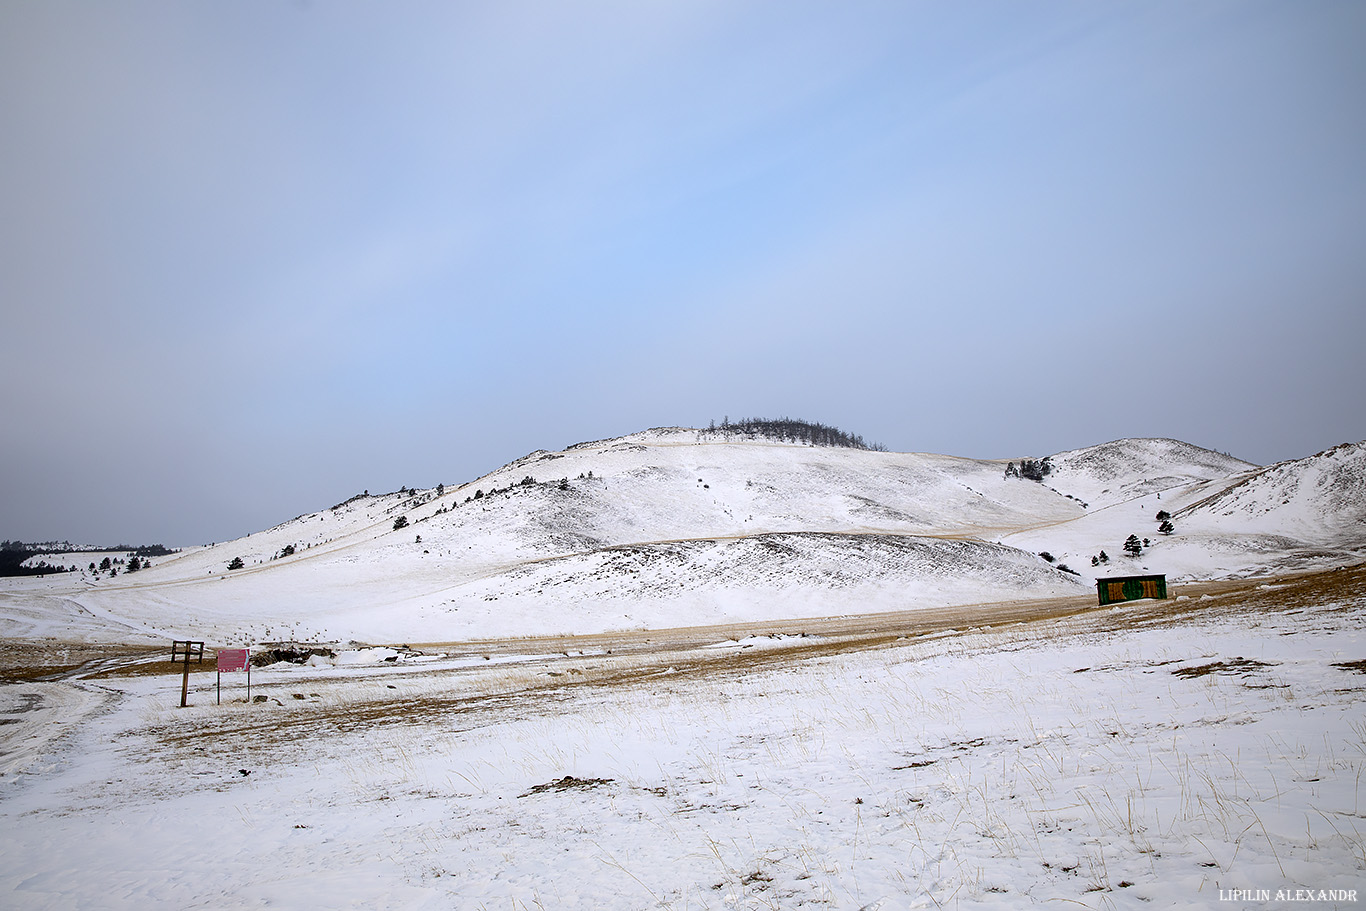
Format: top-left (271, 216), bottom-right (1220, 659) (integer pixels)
top-left (703, 417), bottom-right (886, 451)
top-left (0, 540), bottom-right (178, 577)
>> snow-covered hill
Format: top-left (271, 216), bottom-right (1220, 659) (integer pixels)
top-left (998, 438), bottom-right (1366, 583)
top-left (1042, 437), bottom-right (1255, 509)
top-left (5, 429), bottom-right (1364, 645)
top-left (1175, 440), bottom-right (1366, 543)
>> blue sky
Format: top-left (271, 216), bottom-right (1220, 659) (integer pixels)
top-left (2, 1), bottom-right (1363, 546)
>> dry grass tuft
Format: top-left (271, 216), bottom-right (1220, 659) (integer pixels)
top-left (1170, 658), bottom-right (1276, 679)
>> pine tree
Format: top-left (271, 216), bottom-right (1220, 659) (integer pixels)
top-left (1124, 534), bottom-right (1143, 557)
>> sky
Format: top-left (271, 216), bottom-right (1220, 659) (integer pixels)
top-left (2, 0), bottom-right (1364, 547)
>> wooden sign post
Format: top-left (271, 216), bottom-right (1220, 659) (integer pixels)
top-left (171, 640), bottom-right (204, 707)
top-left (216, 648), bottom-right (251, 704)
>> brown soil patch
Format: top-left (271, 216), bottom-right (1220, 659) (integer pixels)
top-left (0, 641), bottom-right (165, 683)
top-left (519, 775), bottom-right (614, 797)
top-left (1171, 658), bottom-right (1277, 679)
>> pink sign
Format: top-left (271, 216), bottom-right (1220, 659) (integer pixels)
top-left (217, 649), bottom-right (250, 673)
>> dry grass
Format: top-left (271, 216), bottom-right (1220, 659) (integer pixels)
top-left (6, 563), bottom-right (1363, 763)
top-left (0, 641), bottom-right (165, 683)
top-left (1170, 658), bottom-right (1276, 679)
top-left (113, 563), bottom-right (1362, 763)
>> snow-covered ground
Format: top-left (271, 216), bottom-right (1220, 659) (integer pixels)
top-left (2, 569), bottom-right (1363, 909)
top-left (3, 430), bottom-right (1364, 908)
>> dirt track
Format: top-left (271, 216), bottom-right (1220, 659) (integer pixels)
top-left (2, 566), bottom-right (1361, 687)
top-left (407, 563), bottom-right (1366, 666)
top-left (4, 564), bottom-right (1348, 768)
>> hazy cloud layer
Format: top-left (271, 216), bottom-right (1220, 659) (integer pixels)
top-left (3, 1), bottom-right (1363, 545)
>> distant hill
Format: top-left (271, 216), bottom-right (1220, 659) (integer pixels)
top-left (4, 428), bottom-right (1363, 644)
top-left (1043, 438), bottom-right (1255, 509)
top-left (1174, 440), bottom-right (1366, 545)
top-left (998, 438), bottom-right (1365, 583)
top-left (0, 541), bottom-right (178, 577)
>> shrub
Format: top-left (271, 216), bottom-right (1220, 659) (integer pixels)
top-left (706, 416), bottom-right (885, 450)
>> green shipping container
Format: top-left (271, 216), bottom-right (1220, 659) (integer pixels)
top-left (1096, 574), bottom-right (1168, 605)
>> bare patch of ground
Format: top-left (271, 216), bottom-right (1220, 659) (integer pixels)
top-left (519, 775), bottom-right (614, 798)
top-left (0, 641), bottom-right (165, 683)
top-left (1170, 657), bottom-right (1277, 679)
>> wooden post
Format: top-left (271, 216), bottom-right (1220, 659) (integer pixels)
top-left (171, 640), bottom-right (205, 707)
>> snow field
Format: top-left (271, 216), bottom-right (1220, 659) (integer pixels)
top-left (0, 681), bottom-right (111, 777)
top-left (2, 587), bottom-right (1362, 909)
